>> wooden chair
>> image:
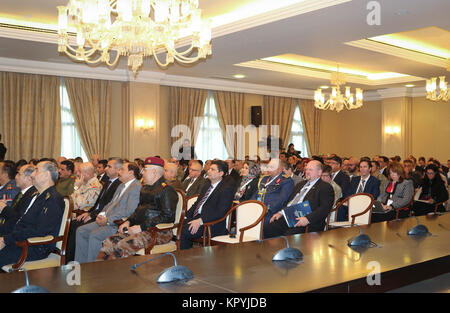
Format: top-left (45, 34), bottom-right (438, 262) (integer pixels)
top-left (326, 193), bottom-right (374, 230)
top-left (186, 194), bottom-right (199, 212)
top-left (211, 200), bottom-right (267, 245)
top-left (2, 196), bottom-right (73, 272)
top-left (136, 189), bottom-right (187, 255)
top-left (395, 199), bottom-right (414, 219)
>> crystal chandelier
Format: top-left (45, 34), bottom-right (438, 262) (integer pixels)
top-left (426, 76), bottom-right (449, 102)
top-left (57, 0), bottom-right (212, 75)
top-left (314, 65), bottom-right (363, 112)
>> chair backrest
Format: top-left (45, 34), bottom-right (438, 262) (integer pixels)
top-left (347, 193), bottom-right (374, 225)
top-left (174, 189), bottom-right (186, 236)
top-left (59, 196), bottom-right (74, 262)
top-left (414, 187), bottom-right (422, 201)
top-left (186, 195), bottom-right (199, 212)
top-left (235, 200), bottom-right (267, 242)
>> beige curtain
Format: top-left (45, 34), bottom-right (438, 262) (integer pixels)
top-left (263, 95), bottom-right (296, 150)
top-left (213, 90), bottom-right (245, 159)
top-left (169, 86), bottom-right (207, 153)
top-left (298, 99), bottom-right (321, 156)
top-left (64, 77), bottom-right (111, 160)
top-left (1, 72), bottom-right (61, 161)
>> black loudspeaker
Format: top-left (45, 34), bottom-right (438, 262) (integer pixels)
top-left (251, 106), bottom-right (262, 127)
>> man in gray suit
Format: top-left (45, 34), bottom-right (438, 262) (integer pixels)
top-left (75, 162), bottom-right (141, 263)
top-left (182, 160), bottom-right (206, 198)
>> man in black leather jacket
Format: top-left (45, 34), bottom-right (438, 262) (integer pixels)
top-left (96, 157), bottom-right (178, 261)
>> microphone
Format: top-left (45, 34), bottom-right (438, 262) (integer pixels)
top-left (257, 236), bottom-right (303, 262)
top-left (11, 268), bottom-right (49, 293)
top-left (407, 216), bottom-right (430, 236)
top-left (130, 252), bottom-right (193, 284)
top-left (347, 224), bottom-right (374, 248)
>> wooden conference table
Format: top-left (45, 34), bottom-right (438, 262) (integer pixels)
top-left (1, 213), bottom-right (449, 293)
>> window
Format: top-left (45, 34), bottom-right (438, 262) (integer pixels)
top-left (195, 91), bottom-right (228, 161)
top-left (60, 78), bottom-right (88, 161)
top-left (288, 103), bottom-right (309, 157)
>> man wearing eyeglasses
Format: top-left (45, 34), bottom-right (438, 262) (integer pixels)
top-left (182, 160), bottom-right (206, 198)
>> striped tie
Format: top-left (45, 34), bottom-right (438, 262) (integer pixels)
top-left (193, 185), bottom-right (214, 216)
top-left (357, 179), bottom-right (366, 194)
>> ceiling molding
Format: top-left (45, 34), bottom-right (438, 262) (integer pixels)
top-left (211, 0), bottom-right (352, 39)
top-left (0, 57), bottom-right (428, 100)
top-left (236, 60), bottom-right (425, 86)
top-left (345, 39), bottom-right (448, 69)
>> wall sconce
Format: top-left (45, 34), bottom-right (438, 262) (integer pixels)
top-left (136, 119), bottom-right (155, 132)
top-left (385, 126), bottom-right (401, 135)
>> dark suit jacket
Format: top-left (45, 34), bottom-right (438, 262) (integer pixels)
top-left (3, 186), bottom-right (64, 255)
top-left (186, 178), bottom-right (235, 236)
top-left (88, 178), bottom-right (122, 219)
top-left (97, 173), bottom-right (109, 185)
top-left (286, 179), bottom-right (334, 232)
top-left (182, 176), bottom-right (206, 198)
top-left (332, 170), bottom-right (350, 196)
top-left (345, 175), bottom-right (380, 199)
top-left (235, 177), bottom-right (259, 203)
top-left (0, 186), bottom-right (38, 235)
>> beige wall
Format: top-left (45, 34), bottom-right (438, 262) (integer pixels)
top-left (318, 100), bottom-right (382, 158)
top-left (411, 97), bottom-right (450, 162)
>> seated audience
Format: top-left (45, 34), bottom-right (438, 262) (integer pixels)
top-left (180, 160), bottom-right (234, 250)
top-left (0, 161), bottom-right (64, 268)
top-left (282, 162), bottom-right (304, 186)
top-left (403, 159), bottom-right (423, 189)
top-left (71, 162), bottom-right (102, 211)
top-left (0, 161), bottom-right (20, 204)
top-left (96, 159), bottom-right (109, 184)
top-left (182, 160), bottom-right (207, 198)
top-left (97, 157), bottom-right (178, 261)
top-left (287, 143), bottom-right (300, 158)
top-left (163, 162), bottom-right (183, 189)
top-left (75, 162), bottom-right (141, 263)
top-left (370, 160), bottom-right (388, 194)
top-left (321, 165), bottom-right (342, 207)
top-left (251, 159), bottom-right (294, 225)
top-left (264, 160), bottom-right (334, 238)
top-left (372, 163), bottom-right (414, 223)
top-left (345, 160), bottom-right (380, 199)
top-left (56, 160), bottom-right (76, 196)
top-left (0, 165), bottom-right (37, 235)
top-left (411, 164), bottom-right (449, 216)
top-left (234, 161), bottom-right (260, 203)
top-left (65, 158), bottom-right (123, 263)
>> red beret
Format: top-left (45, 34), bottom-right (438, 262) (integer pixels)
top-left (144, 157), bottom-right (165, 167)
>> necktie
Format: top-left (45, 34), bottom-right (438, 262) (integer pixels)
top-left (357, 179), bottom-right (366, 193)
top-left (193, 185), bottom-right (214, 216)
top-left (288, 182), bottom-right (310, 206)
top-left (11, 192), bottom-right (23, 208)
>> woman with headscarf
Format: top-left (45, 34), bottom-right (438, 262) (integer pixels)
top-left (234, 161), bottom-right (261, 203)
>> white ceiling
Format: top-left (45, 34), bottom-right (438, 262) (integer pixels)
top-left (0, 0), bottom-right (449, 94)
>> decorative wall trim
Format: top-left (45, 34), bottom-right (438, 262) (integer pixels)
top-left (0, 56), bottom-right (428, 100)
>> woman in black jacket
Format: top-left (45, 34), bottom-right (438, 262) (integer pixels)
top-left (412, 164), bottom-right (448, 216)
top-left (97, 158), bottom-right (178, 261)
top-left (234, 161), bottom-right (260, 203)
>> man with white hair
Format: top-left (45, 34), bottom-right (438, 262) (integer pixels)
top-left (0, 161), bottom-right (64, 268)
top-left (71, 162), bottom-right (102, 211)
top-left (264, 160), bottom-right (334, 238)
top-left (251, 158), bottom-right (294, 225)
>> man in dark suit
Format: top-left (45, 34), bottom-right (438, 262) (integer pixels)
top-left (65, 158), bottom-right (123, 263)
top-left (0, 161), bottom-right (20, 203)
top-left (344, 160), bottom-right (381, 199)
top-left (96, 159), bottom-right (109, 185)
top-left (0, 164), bottom-right (38, 235)
top-left (264, 160), bottom-right (334, 238)
top-left (0, 161), bottom-right (65, 268)
top-left (251, 159), bottom-right (294, 225)
top-left (180, 160), bottom-right (234, 250)
top-left (182, 160), bottom-right (206, 198)
top-left (378, 156), bottom-right (389, 178)
top-left (327, 155), bottom-right (350, 195)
